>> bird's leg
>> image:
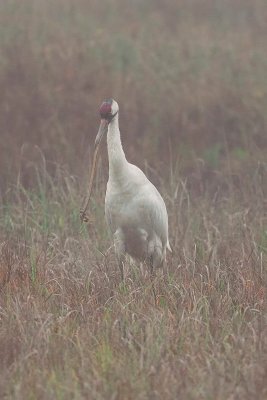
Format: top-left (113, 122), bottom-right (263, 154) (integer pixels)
top-left (149, 255), bottom-right (157, 305)
top-left (114, 229), bottom-right (126, 282)
top-left (118, 259), bottom-right (124, 282)
top-left (149, 255), bottom-right (155, 277)
top-left (148, 238), bottom-right (163, 305)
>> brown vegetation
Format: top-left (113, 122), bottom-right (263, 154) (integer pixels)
top-left (0, 1), bottom-right (266, 399)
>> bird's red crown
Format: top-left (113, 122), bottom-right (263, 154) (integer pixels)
top-left (99, 99), bottom-right (113, 118)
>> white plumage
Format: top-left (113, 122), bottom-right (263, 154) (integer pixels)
top-left (81, 98), bottom-right (171, 279)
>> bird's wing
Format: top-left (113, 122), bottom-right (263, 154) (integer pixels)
top-left (105, 165), bottom-right (170, 248)
top-left (138, 186), bottom-right (169, 246)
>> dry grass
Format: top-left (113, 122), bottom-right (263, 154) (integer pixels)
top-left (0, 1), bottom-right (267, 399)
top-left (0, 161), bottom-right (266, 399)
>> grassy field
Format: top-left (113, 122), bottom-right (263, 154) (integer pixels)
top-left (0, 1), bottom-right (266, 399)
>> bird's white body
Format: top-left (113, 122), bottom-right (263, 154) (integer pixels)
top-left (105, 108), bottom-right (171, 270)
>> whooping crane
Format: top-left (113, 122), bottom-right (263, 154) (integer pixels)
top-left (80, 98), bottom-right (171, 280)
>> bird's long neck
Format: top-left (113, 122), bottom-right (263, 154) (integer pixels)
top-left (107, 114), bottom-right (128, 180)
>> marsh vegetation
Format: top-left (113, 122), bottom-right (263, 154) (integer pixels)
top-left (0, 1), bottom-right (266, 399)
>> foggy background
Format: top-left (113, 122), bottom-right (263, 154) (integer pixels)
top-left (0, 0), bottom-right (266, 192)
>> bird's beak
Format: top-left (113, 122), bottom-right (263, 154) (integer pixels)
top-left (95, 119), bottom-right (109, 150)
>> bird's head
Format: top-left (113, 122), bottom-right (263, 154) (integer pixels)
top-left (99, 98), bottom-right (119, 121)
top-left (95, 98), bottom-right (119, 149)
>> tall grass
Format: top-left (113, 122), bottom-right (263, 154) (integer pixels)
top-left (0, 157), bottom-right (266, 399)
top-left (0, 0), bottom-right (266, 399)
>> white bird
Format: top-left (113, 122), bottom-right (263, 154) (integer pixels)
top-left (80, 98), bottom-right (171, 280)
